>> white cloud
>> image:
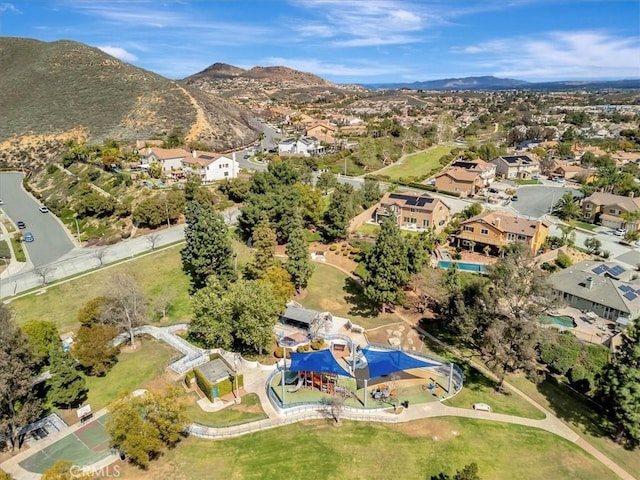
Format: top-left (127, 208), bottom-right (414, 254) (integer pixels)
top-left (0, 2), bottom-right (18, 13)
top-left (454, 31), bottom-right (640, 80)
top-left (97, 46), bottom-right (139, 62)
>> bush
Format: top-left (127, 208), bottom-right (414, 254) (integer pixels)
top-left (46, 164), bottom-right (58, 175)
top-left (555, 253), bottom-right (572, 269)
top-left (329, 245), bottom-right (338, 251)
top-left (296, 344), bottom-right (311, 352)
top-left (274, 347), bottom-right (291, 359)
top-left (310, 338), bottom-right (325, 350)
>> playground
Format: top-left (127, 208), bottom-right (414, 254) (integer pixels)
top-left (18, 415), bottom-right (112, 474)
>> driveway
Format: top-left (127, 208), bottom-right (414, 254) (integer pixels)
top-left (0, 172), bottom-right (75, 267)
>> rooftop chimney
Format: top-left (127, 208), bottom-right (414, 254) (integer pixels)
top-left (192, 150), bottom-right (197, 158)
top-left (494, 217), bottom-right (501, 229)
top-left (586, 276), bottom-right (593, 289)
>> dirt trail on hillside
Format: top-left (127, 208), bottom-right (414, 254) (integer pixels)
top-left (176, 85), bottom-right (209, 143)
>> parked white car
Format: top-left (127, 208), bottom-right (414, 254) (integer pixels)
top-left (614, 228), bottom-right (627, 237)
top-left (472, 403), bottom-right (492, 412)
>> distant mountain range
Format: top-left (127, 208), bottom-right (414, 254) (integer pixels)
top-left (362, 76), bottom-right (640, 91)
top-left (184, 62), bottom-right (333, 86)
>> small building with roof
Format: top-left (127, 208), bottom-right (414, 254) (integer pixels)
top-left (490, 154), bottom-right (540, 179)
top-left (434, 167), bottom-right (484, 197)
top-left (374, 191), bottom-right (451, 233)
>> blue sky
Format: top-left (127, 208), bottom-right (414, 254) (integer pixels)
top-left (1, 0), bottom-right (639, 83)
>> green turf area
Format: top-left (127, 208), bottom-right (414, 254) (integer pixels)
top-left (508, 373), bottom-right (640, 476)
top-left (184, 393), bottom-right (268, 427)
top-left (7, 245), bottom-right (192, 332)
top-left (83, 337), bottom-right (179, 410)
top-left (135, 417), bottom-right (615, 480)
top-left (18, 416), bottom-right (111, 474)
top-left (575, 221), bottom-right (597, 232)
top-left (379, 145), bottom-right (454, 181)
top-left (299, 263), bottom-right (397, 330)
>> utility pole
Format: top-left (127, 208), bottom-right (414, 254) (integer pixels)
top-left (164, 196), bottom-right (171, 229)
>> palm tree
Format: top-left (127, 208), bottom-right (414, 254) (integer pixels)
top-left (552, 191), bottom-right (581, 220)
top-left (559, 221), bottom-right (576, 246)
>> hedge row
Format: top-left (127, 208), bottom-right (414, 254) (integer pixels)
top-left (192, 361), bottom-right (244, 401)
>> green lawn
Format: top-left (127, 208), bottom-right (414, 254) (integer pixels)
top-left (380, 145), bottom-right (454, 181)
top-left (575, 221), bottom-right (597, 232)
top-left (131, 417), bottom-right (615, 480)
top-left (184, 393), bottom-right (268, 427)
top-left (299, 263), bottom-right (397, 330)
top-left (508, 374), bottom-right (640, 476)
top-left (82, 337), bottom-right (179, 411)
top-left (7, 245), bottom-right (192, 332)
top-left (10, 237), bottom-right (26, 262)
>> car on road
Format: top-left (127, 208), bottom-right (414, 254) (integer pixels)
top-left (39, 205), bottom-right (49, 213)
top-left (243, 154), bottom-right (250, 159)
top-left (23, 232), bottom-right (34, 242)
top-left (511, 195), bottom-right (519, 201)
top-left (553, 176), bottom-right (566, 184)
top-left (614, 228), bottom-right (627, 236)
top-left (487, 187), bottom-right (499, 194)
top-left (0, 199), bottom-right (3, 205)
top-left (17, 221), bottom-right (26, 229)
top-left (472, 403), bottom-right (491, 412)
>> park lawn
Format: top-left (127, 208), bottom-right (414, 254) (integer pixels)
top-left (444, 362), bottom-right (545, 420)
top-left (83, 337), bottom-right (180, 411)
top-left (381, 145), bottom-right (454, 181)
top-left (7, 245), bottom-right (192, 332)
top-left (508, 373), bottom-right (640, 476)
top-left (184, 393), bottom-right (267, 427)
top-left (298, 263), bottom-right (397, 330)
top-left (120, 417), bottom-right (615, 480)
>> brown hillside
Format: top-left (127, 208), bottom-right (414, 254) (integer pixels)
top-left (0, 37), bottom-right (255, 168)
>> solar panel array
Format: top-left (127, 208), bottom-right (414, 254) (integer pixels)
top-left (618, 284), bottom-right (640, 302)
top-left (591, 264), bottom-right (626, 277)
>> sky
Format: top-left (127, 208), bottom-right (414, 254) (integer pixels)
top-left (1, 0), bottom-right (639, 84)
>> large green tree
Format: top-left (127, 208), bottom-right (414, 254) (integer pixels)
top-left (245, 222), bottom-right (276, 280)
top-left (323, 183), bottom-right (356, 241)
top-left (284, 220), bottom-right (314, 292)
top-left (0, 305), bottom-right (42, 451)
top-left (107, 389), bottom-right (187, 469)
top-left (73, 324), bottom-right (119, 376)
top-left (363, 217), bottom-right (409, 311)
top-left (598, 319), bottom-right (640, 448)
top-left (316, 170), bottom-right (338, 194)
top-left (46, 348), bottom-right (87, 408)
top-left (189, 278), bottom-right (282, 354)
top-left (21, 320), bottom-right (61, 365)
top-left (181, 200), bottom-right (236, 291)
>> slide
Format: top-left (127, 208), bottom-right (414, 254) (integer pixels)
top-left (288, 375), bottom-right (304, 393)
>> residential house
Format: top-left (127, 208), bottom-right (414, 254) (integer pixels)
top-left (548, 260), bottom-right (640, 321)
top-left (454, 211), bottom-right (549, 255)
top-left (582, 192), bottom-right (640, 232)
top-left (306, 123), bottom-right (337, 144)
top-left (490, 155), bottom-right (540, 179)
top-left (278, 136), bottom-right (325, 157)
top-left (181, 150), bottom-right (239, 182)
top-left (449, 159), bottom-right (496, 185)
top-left (434, 168), bottom-right (484, 197)
top-left (551, 165), bottom-right (596, 182)
top-left (139, 147), bottom-right (189, 172)
top-left (374, 192), bottom-right (451, 233)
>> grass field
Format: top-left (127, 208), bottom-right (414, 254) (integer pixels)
top-left (184, 393), bottom-right (268, 427)
top-left (119, 417), bottom-right (616, 480)
top-left (82, 337), bottom-right (180, 410)
top-left (298, 263), bottom-right (397, 330)
top-left (7, 245), bottom-right (192, 332)
top-left (508, 373), bottom-right (640, 475)
top-left (379, 145), bottom-right (454, 181)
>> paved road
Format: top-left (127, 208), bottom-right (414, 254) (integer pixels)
top-left (0, 172), bottom-right (75, 266)
top-left (511, 183), bottom-right (581, 219)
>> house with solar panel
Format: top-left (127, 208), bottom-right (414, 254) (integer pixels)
top-left (548, 260), bottom-right (640, 322)
top-left (374, 191), bottom-right (451, 233)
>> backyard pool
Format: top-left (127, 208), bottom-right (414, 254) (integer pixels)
top-left (539, 315), bottom-right (577, 328)
top-left (437, 260), bottom-right (487, 273)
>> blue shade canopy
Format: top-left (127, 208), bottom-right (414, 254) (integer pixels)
top-left (361, 347), bottom-right (441, 379)
top-left (289, 350), bottom-right (352, 377)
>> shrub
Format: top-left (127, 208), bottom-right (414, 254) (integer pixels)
top-left (555, 253), bottom-right (572, 269)
top-left (329, 245), bottom-right (338, 251)
top-left (274, 347), bottom-right (291, 359)
top-left (310, 338), bottom-right (325, 350)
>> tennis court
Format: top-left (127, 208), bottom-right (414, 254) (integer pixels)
top-left (19, 415), bottom-right (112, 474)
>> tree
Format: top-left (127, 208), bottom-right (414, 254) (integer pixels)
top-left (0, 305), bottom-right (42, 451)
top-left (21, 320), bottom-right (61, 365)
top-left (597, 318), bottom-right (640, 448)
top-left (293, 183), bottom-right (324, 226)
top-left (259, 265), bottom-right (295, 304)
top-left (73, 324), bottom-right (119, 376)
top-left (431, 463), bottom-right (482, 480)
top-left (181, 200), bottom-right (236, 291)
top-left (34, 266), bottom-right (55, 285)
top-left (245, 222), bottom-right (276, 280)
top-left (558, 222), bottom-right (576, 247)
top-left (93, 248), bottom-right (107, 266)
top-left (284, 220), bottom-right (314, 292)
top-left (316, 170), bottom-right (338, 194)
top-left (323, 183), bottom-right (355, 240)
top-left (406, 230), bottom-right (436, 274)
top-left (324, 395), bottom-right (345, 425)
top-left (363, 217), bottom-right (409, 311)
top-left (552, 191), bottom-right (581, 220)
top-left (189, 278), bottom-right (282, 354)
top-left (46, 347), bottom-right (87, 408)
top-left (584, 237), bottom-right (602, 255)
top-left (41, 460), bottom-right (93, 480)
top-left (146, 233), bottom-right (161, 250)
top-left (152, 286), bottom-right (175, 321)
top-left (360, 177), bottom-right (382, 208)
top-left (107, 389), bottom-right (188, 469)
top-left (77, 296), bottom-right (110, 326)
top-left (101, 272), bottom-right (146, 348)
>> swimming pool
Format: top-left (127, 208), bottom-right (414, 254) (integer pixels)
top-left (437, 260), bottom-right (487, 273)
top-left (539, 315), bottom-right (576, 328)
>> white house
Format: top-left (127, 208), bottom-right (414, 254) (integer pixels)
top-left (181, 150), bottom-right (239, 182)
top-left (278, 136), bottom-right (324, 157)
top-left (139, 147), bottom-right (189, 172)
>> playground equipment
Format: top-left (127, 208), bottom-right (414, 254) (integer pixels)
top-left (288, 375), bottom-right (305, 393)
